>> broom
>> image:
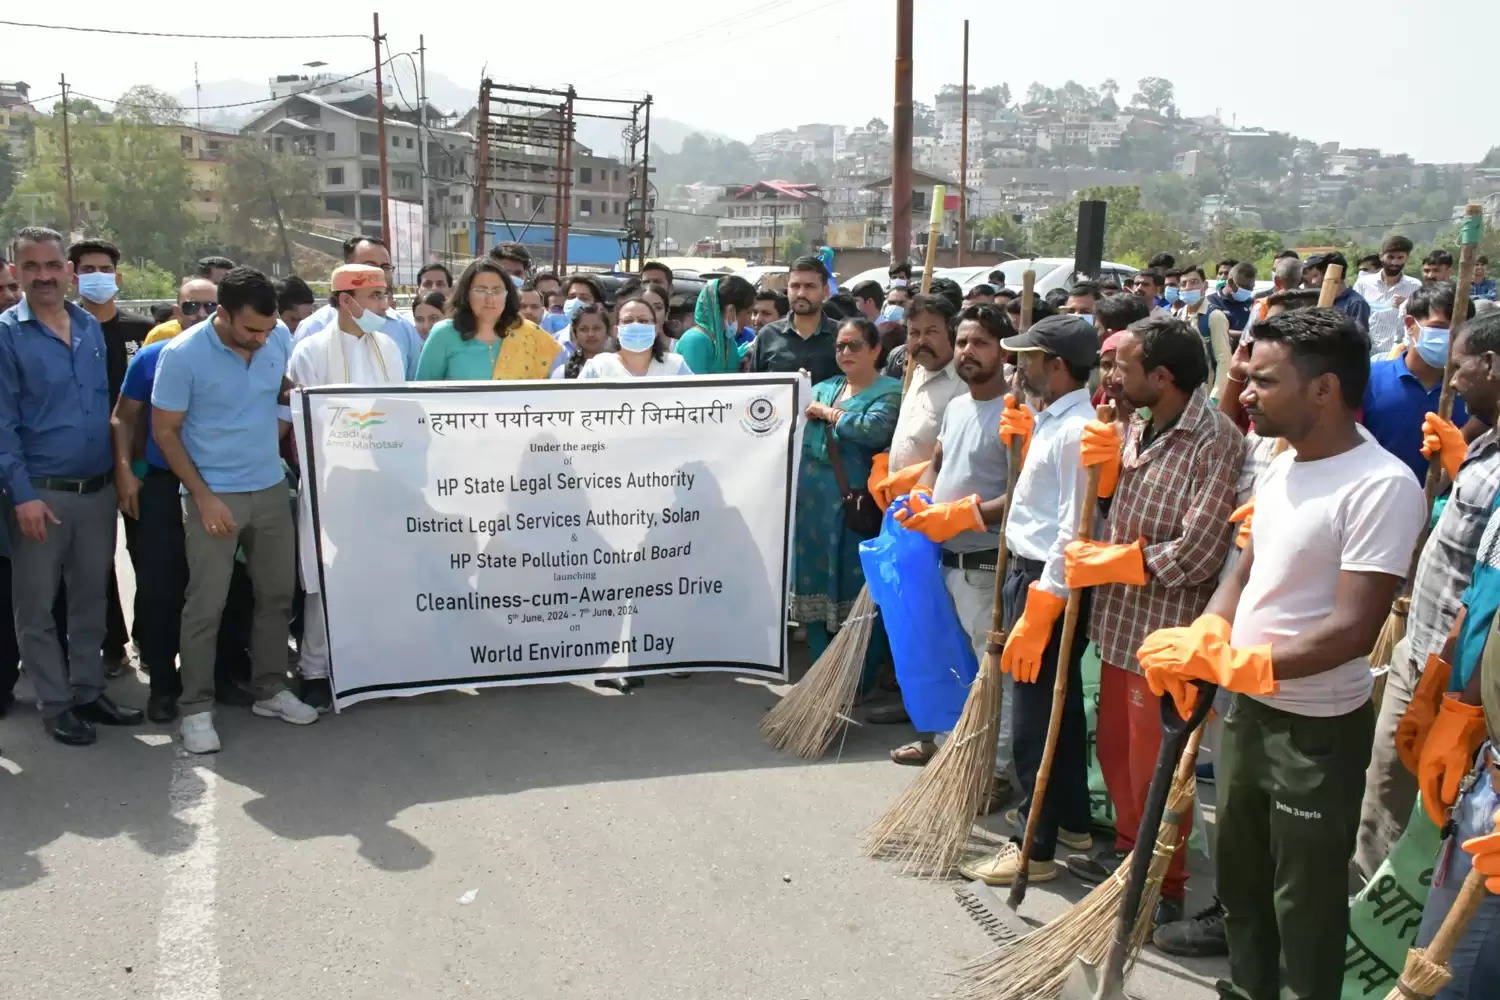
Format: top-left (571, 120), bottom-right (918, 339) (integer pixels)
top-left (760, 198), bottom-right (954, 758)
top-left (1381, 867), bottom-right (1489, 1000)
top-left (1370, 205), bottom-right (1484, 671)
top-left (862, 273), bottom-right (1037, 877)
top-left (1006, 405), bottom-right (1115, 907)
top-left (959, 717), bottom-right (1210, 1000)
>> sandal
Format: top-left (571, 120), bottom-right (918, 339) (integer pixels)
top-left (889, 739), bottom-right (937, 766)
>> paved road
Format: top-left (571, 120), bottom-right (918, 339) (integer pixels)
top-left (0, 550), bottom-right (1228, 1000)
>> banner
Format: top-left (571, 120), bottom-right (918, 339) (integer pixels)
top-left (1341, 800), bottom-right (1440, 1000)
top-left (294, 376), bottom-right (806, 709)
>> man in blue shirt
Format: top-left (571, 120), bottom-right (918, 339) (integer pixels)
top-left (291, 236), bottom-right (422, 378)
top-left (1205, 261), bottom-right (1257, 335)
top-left (0, 226), bottom-right (143, 745)
top-left (152, 266), bottom-right (317, 754)
top-left (1473, 255), bottom-right (1497, 302)
top-left (1360, 281), bottom-right (1476, 482)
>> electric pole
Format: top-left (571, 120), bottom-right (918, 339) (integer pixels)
top-left (59, 74), bottom-right (76, 236)
top-left (373, 13), bottom-right (392, 248)
top-left (891, 0), bottom-right (913, 266)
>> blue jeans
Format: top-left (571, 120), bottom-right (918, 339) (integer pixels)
top-left (1416, 742), bottom-right (1500, 1000)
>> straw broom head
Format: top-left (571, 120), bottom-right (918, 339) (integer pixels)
top-left (862, 650), bottom-right (1006, 877)
top-left (1383, 948), bottom-right (1452, 1000)
top-left (759, 587), bottom-right (877, 759)
top-left (1369, 595), bottom-right (1409, 670)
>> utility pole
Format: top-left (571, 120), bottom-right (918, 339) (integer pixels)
top-left (770, 204), bottom-right (780, 265)
top-left (957, 20), bottom-right (969, 265)
top-left (891, 0), bottom-right (913, 266)
top-left (475, 82), bottom-right (490, 256)
top-left (373, 13), bottom-right (392, 248)
top-left (194, 62), bottom-right (203, 130)
top-left (59, 74), bottom-right (76, 236)
top-left (561, 87), bottom-right (575, 276)
top-left (552, 100), bottom-right (565, 268)
top-left (418, 34), bottom-right (429, 263)
top-left (638, 94), bottom-right (652, 271)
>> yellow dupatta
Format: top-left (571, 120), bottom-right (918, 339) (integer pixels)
top-left (490, 318), bottom-right (564, 380)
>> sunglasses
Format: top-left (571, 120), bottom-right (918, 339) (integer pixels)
top-left (180, 301), bottom-right (217, 315)
top-left (834, 340), bottom-right (869, 354)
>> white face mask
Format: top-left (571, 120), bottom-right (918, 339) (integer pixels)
top-left (351, 302), bottom-right (386, 335)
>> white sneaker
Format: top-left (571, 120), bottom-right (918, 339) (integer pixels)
top-left (252, 689), bottom-right (319, 726)
top-left (180, 712), bottom-right (221, 754)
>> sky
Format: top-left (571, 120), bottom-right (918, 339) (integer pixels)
top-left (3, 0), bottom-right (1491, 164)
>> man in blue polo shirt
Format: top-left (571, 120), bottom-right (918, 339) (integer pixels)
top-left (152, 266), bottom-right (317, 754)
top-left (112, 340), bottom-right (258, 723)
top-left (0, 226), bottom-right (143, 745)
top-left (1360, 281), bottom-right (1476, 483)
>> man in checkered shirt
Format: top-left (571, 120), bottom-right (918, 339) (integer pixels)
top-left (1056, 314), bottom-right (1244, 925)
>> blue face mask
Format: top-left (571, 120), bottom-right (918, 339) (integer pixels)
top-left (724, 319), bottom-right (739, 338)
top-left (351, 303), bottom-right (386, 336)
top-left (76, 271), bottom-right (117, 304)
top-left (1231, 286), bottom-right (1254, 303)
top-left (617, 321), bottom-right (657, 352)
top-left (541, 312), bottom-right (570, 336)
top-left (1180, 288), bottom-right (1203, 306)
top-left (1163, 286), bottom-right (1180, 304)
top-left (879, 304), bottom-right (906, 324)
top-left (1414, 325), bottom-right (1449, 367)
top-left (562, 297), bottom-right (584, 319)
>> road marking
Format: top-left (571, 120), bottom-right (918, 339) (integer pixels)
top-left (153, 749), bottom-right (221, 1000)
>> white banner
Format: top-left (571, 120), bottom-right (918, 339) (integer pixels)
top-left (293, 376), bottom-right (806, 709)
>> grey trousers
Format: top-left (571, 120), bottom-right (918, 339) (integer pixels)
top-left (9, 485), bottom-right (117, 717)
top-left (180, 483), bottom-right (294, 711)
top-left (1353, 636), bottom-right (1417, 880)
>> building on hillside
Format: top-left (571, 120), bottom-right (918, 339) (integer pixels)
top-left (165, 125), bottom-right (242, 225)
top-left (0, 80), bottom-right (36, 160)
top-left (712, 180), bottom-right (826, 263)
top-left (861, 170), bottom-right (976, 250)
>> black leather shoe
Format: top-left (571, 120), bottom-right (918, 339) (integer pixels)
top-left (74, 694), bottom-right (144, 726)
top-left (45, 709), bottom-right (97, 746)
top-left (146, 694), bottom-right (179, 723)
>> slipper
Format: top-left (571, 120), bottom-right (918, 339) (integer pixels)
top-left (890, 739), bottom-right (937, 766)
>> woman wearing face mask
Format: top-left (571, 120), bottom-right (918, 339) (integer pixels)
top-left (554, 303), bottom-right (613, 379)
top-left (580, 296), bottom-right (692, 377)
top-left (416, 258), bottom-right (562, 380)
top-left (675, 276), bottom-right (756, 375)
top-left (791, 317), bottom-right (901, 666)
top-left (412, 291), bottom-right (446, 341)
top-left (549, 274), bottom-right (607, 346)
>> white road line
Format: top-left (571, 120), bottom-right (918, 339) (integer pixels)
top-left (153, 748), bottom-right (221, 1000)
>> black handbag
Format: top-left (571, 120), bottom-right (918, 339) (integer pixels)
top-left (824, 422), bottom-right (883, 538)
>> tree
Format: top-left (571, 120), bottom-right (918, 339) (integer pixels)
top-left (975, 212), bottom-right (1027, 255)
top-left (1100, 78), bottom-right (1120, 101)
top-left (1025, 82), bottom-right (1054, 107)
top-left (219, 139), bottom-right (322, 273)
top-left (0, 145), bottom-right (15, 206)
top-left (1130, 76), bottom-right (1175, 117)
top-left (1058, 80), bottom-right (1096, 114)
top-left (1482, 146), bottom-right (1500, 168)
top-left (913, 101), bottom-right (937, 138)
top-left (114, 85), bottom-right (185, 126)
top-left (774, 222), bottom-right (807, 263)
top-left (866, 117), bottom-right (888, 135)
top-left (981, 84), bottom-right (1011, 108)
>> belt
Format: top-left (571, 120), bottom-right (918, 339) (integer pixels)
top-left (31, 474), bottom-right (110, 495)
top-left (940, 548), bottom-right (999, 572)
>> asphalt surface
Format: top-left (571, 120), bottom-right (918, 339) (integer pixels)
top-left (0, 546), bottom-right (1228, 1000)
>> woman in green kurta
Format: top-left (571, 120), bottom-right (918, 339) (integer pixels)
top-left (790, 317), bottom-right (901, 662)
top-left (415, 258), bottom-right (562, 381)
top-left (675, 275), bottom-right (757, 375)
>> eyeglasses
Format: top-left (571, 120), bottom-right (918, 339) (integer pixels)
top-left (180, 301), bottom-right (217, 315)
top-left (834, 341), bottom-right (868, 354)
top-left (469, 286), bottom-right (507, 299)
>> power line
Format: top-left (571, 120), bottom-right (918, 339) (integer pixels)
top-left (0, 18), bottom-right (364, 40)
top-left (66, 57), bottom-right (409, 114)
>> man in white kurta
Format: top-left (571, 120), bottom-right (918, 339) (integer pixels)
top-left (287, 264), bottom-right (406, 711)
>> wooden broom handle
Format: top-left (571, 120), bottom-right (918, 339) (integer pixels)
top-left (1423, 867), bottom-right (1489, 962)
top-left (983, 437), bottom-right (1026, 642)
top-left (1316, 263), bottom-right (1344, 307)
top-left (1019, 270), bottom-right (1035, 332)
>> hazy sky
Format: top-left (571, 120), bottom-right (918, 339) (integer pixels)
top-left (4, 0), bottom-right (1490, 163)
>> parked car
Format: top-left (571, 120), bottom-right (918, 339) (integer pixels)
top-left (839, 258), bottom-right (1138, 297)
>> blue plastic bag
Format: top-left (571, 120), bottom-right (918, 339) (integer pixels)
top-left (859, 498), bottom-right (978, 732)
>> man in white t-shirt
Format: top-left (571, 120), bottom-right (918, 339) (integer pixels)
top-left (1137, 307), bottom-right (1424, 1000)
top-left (287, 264), bottom-right (405, 711)
top-left (1354, 234), bottom-right (1423, 356)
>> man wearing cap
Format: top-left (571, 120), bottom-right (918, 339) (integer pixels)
top-left (291, 237), bottom-right (423, 378)
top-left (955, 312), bottom-right (1100, 887)
top-left (1356, 235), bottom-right (1423, 355)
top-left (1059, 314), bottom-right (1243, 928)
top-left (286, 264), bottom-right (406, 712)
top-left (1301, 252), bottom-right (1371, 335)
top-left (152, 266), bottom-right (317, 754)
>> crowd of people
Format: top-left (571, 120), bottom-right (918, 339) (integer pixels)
top-left (3, 221), bottom-right (1500, 998)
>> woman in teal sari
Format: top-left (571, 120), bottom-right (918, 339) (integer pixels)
top-left (675, 275), bottom-right (757, 375)
top-left (791, 317), bottom-right (902, 667)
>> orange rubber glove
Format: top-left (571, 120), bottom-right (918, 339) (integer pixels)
top-left (1462, 809), bottom-right (1500, 893)
top-left (1395, 653), bottom-right (1453, 776)
top-left (1138, 614), bottom-right (1276, 719)
top-left (1000, 584), bottom-right (1066, 683)
top-left (998, 394), bottom-right (1034, 464)
top-left (1229, 501), bottom-right (1253, 549)
top-left (1421, 412), bottom-right (1465, 482)
top-left (894, 493), bottom-right (984, 543)
top-left (1064, 538), bottom-right (1147, 588)
top-left (1080, 420), bottom-right (1123, 498)
top-left (1418, 695), bottom-right (1486, 828)
top-left (870, 457), bottom-right (930, 510)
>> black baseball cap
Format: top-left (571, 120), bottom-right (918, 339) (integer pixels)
top-left (1001, 314), bottom-right (1099, 368)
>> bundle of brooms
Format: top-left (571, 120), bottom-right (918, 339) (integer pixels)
top-left (957, 721), bottom-right (1208, 1000)
top-left (759, 588), bottom-right (879, 758)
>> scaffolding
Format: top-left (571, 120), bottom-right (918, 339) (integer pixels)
top-left (474, 80), bottom-right (653, 274)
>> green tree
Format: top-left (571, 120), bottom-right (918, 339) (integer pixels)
top-left (219, 139), bottom-right (322, 273)
top-left (1025, 82), bottom-right (1055, 107)
top-left (975, 213), bottom-right (1028, 255)
top-left (774, 221), bottom-right (806, 263)
top-left (117, 259), bottom-right (178, 299)
top-left (0, 145), bottom-right (15, 206)
top-left (913, 101), bottom-right (937, 138)
top-left (981, 83), bottom-right (1011, 108)
top-left (114, 85), bottom-right (185, 126)
top-left (1130, 76), bottom-right (1175, 116)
